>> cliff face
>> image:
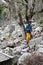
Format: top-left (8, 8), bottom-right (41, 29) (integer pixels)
top-left (0, 0), bottom-right (43, 25)
top-left (0, 1), bottom-right (43, 65)
top-left (33, 0), bottom-right (43, 12)
top-left (27, 0), bottom-right (43, 27)
top-left (28, 0), bottom-right (43, 12)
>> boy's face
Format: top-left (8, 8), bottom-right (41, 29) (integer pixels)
top-left (28, 22), bottom-right (31, 24)
top-left (28, 21), bottom-right (31, 24)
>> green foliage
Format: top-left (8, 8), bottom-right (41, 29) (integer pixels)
top-left (2, 7), bottom-right (9, 19)
top-left (0, 5), bottom-right (9, 19)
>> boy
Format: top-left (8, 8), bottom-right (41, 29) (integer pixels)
top-left (25, 21), bottom-right (32, 45)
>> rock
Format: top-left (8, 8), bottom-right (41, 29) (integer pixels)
top-left (34, 0), bottom-right (43, 12)
top-left (41, 32), bottom-right (43, 36)
top-left (13, 45), bottom-right (28, 54)
top-left (0, 40), bottom-right (8, 49)
top-left (0, 0), bottom-right (7, 5)
top-left (11, 31), bottom-right (17, 38)
top-left (35, 27), bottom-right (42, 32)
top-left (12, 55), bottom-right (20, 64)
top-left (1, 33), bottom-right (10, 40)
top-left (2, 47), bottom-right (14, 56)
top-left (14, 39), bottom-right (20, 44)
top-left (28, 52), bottom-right (43, 65)
top-left (31, 22), bottom-right (37, 29)
top-left (3, 25), bottom-right (10, 33)
top-left (4, 24), bottom-right (15, 33)
top-left (35, 32), bottom-right (41, 38)
top-left (0, 36), bottom-right (4, 41)
top-left (37, 44), bottom-right (43, 48)
top-left (21, 47), bottom-right (29, 54)
top-left (18, 51), bottom-right (43, 65)
top-left (21, 40), bottom-right (27, 45)
top-left (14, 41), bottom-right (21, 47)
top-left (7, 40), bottom-right (14, 47)
top-left (2, 47), bottom-right (10, 54)
top-left (0, 52), bottom-right (10, 62)
top-left (41, 41), bottom-right (43, 45)
top-left (17, 53), bottom-right (31, 65)
top-left (37, 48), bottom-right (43, 54)
top-left (29, 36), bottom-right (42, 47)
top-left (12, 30), bottom-right (22, 39)
top-left (27, 0), bottom-right (43, 18)
top-left (9, 24), bottom-right (15, 33)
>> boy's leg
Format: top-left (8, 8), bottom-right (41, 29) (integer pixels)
top-left (26, 39), bottom-right (30, 49)
top-left (26, 42), bottom-right (30, 51)
top-left (26, 33), bottom-right (31, 49)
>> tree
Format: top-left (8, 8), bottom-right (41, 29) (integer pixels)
top-left (3, 0), bottom-right (36, 39)
top-left (2, 0), bottom-right (43, 38)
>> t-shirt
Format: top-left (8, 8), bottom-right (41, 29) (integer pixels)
top-left (25, 24), bottom-right (32, 33)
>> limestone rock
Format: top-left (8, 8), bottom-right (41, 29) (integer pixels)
top-left (35, 27), bottom-right (42, 32)
top-left (17, 53), bottom-right (31, 65)
top-left (0, 53), bottom-right (10, 62)
top-left (41, 41), bottom-right (43, 45)
top-left (37, 48), bottom-right (43, 54)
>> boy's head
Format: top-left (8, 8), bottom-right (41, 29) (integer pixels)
top-left (27, 20), bottom-right (32, 24)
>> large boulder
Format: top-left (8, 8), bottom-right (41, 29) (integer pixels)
top-left (17, 53), bottom-right (31, 65)
top-left (0, 52), bottom-right (10, 62)
top-left (13, 45), bottom-right (28, 54)
top-left (18, 52), bottom-right (43, 65)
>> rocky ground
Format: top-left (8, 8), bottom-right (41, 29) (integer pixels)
top-left (0, 20), bottom-right (43, 65)
top-left (0, 0), bottom-right (43, 65)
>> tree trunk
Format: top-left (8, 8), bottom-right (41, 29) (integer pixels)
top-left (25, 0), bottom-right (35, 21)
top-left (14, 2), bottom-right (26, 39)
top-left (25, 0), bottom-right (29, 22)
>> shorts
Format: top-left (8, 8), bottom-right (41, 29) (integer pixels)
top-left (26, 32), bottom-right (31, 43)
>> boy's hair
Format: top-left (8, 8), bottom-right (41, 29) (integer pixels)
top-left (27, 20), bottom-right (32, 24)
